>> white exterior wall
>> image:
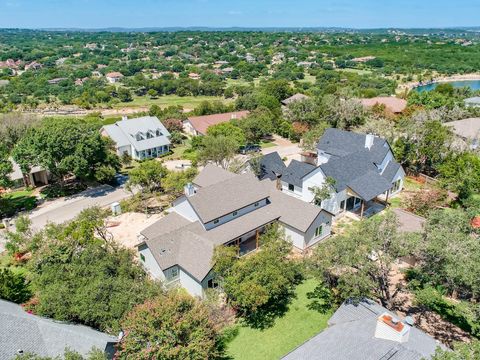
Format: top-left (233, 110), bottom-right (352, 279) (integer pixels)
top-left (182, 120), bottom-right (199, 136)
top-left (172, 197), bottom-right (200, 222)
top-left (283, 224), bottom-right (306, 249)
top-left (204, 198), bottom-right (268, 230)
top-left (302, 167), bottom-right (327, 203)
top-left (138, 245), bottom-right (165, 281)
top-left (378, 151), bottom-right (394, 173)
top-left (304, 211), bottom-right (332, 247)
top-left (281, 182), bottom-right (303, 198)
top-left (179, 268), bottom-right (204, 298)
top-left (321, 189), bottom-right (348, 215)
top-left (390, 167), bottom-right (406, 195)
top-left (117, 145), bottom-right (132, 157)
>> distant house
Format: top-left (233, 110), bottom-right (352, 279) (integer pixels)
top-left (277, 129), bottom-right (405, 218)
top-left (0, 59), bottom-right (21, 69)
top-left (24, 61), bottom-right (42, 71)
top-left (352, 55), bottom-right (377, 63)
top-left (101, 116), bottom-right (171, 160)
top-left (105, 72), bottom-right (124, 83)
top-left (188, 72), bottom-right (201, 80)
top-left (464, 96), bottom-right (480, 108)
top-left (0, 299), bottom-right (117, 359)
top-left (182, 111), bottom-right (250, 136)
top-left (137, 165), bottom-right (333, 297)
top-left (281, 93), bottom-right (309, 106)
top-left (361, 96), bottom-right (407, 114)
top-left (47, 77), bottom-right (68, 85)
top-left (282, 298), bottom-right (443, 360)
top-left (444, 117), bottom-right (480, 150)
top-left (9, 160), bottom-right (49, 188)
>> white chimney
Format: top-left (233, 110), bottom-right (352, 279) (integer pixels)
top-left (365, 134), bottom-right (375, 150)
top-left (122, 115), bottom-right (128, 121)
top-left (374, 313), bottom-right (410, 343)
top-left (231, 113), bottom-right (237, 120)
top-left (184, 183), bottom-right (195, 197)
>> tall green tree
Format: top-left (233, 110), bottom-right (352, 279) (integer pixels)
top-left (0, 143), bottom-right (13, 189)
top-left (126, 160), bottom-right (168, 193)
top-left (198, 135), bottom-right (239, 169)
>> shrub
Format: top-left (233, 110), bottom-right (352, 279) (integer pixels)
top-left (0, 268), bottom-right (32, 303)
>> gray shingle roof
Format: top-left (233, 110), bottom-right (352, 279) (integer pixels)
top-left (255, 152), bottom-right (287, 181)
top-left (282, 298), bottom-right (443, 360)
top-left (317, 128), bottom-right (390, 164)
top-left (187, 173), bottom-right (269, 223)
top-left (382, 161), bottom-right (402, 183)
top-left (102, 116), bottom-right (171, 152)
top-left (192, 164), bottom-right (237, 187)
top-left (0, 300), bottom-right (117, 360)
top-left (348, 170), bottom-right (393, 202)
top-left (282, 160), bottom-right (316, 188)
top-left (140, 167), bottom-right (332, 282)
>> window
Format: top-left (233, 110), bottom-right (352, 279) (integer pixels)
top-left (254, 202), bottom-right (259, 207)
top-left (140, 253), bottom-right (145, 262)
top-left (135, 132), bottom-right (144, 141)
top-left (156, 129), bottom-right (163, 137)
top-left (171, 267), bottom-right (178, 278)
top-left (207, 279), bottom-right (218, 288)
top-left (340, 200), bottom-right (346, 211)
top-left (288, 184), bottom-right (295, 192)
top-left (315, 226), bottom-right (323, 237)
top-left (213, 219), bottom-right (219, 224)
top-left (146, 131), bottom-right (154, 139)
top-left (232, 211), bottom-right (238, 216)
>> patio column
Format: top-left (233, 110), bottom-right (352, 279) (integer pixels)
top-left (360, 200), bottom-right (365, 218)
top-left (255, 229), bottom-right (260, 249)
top-left (385, 190), bottom-right (389, 206)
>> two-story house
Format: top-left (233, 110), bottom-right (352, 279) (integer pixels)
top-left (278, 129), bottom-right (405, 217)
top-left (101, 116), bottom-right (171, 160)
top-left (136, 164), bottom-right (333, 297)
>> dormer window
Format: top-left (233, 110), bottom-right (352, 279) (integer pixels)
top-left (135, 132), bottom-right (144, 141)
top-left (213, 219), bottom-right (219, 224)
top-left (146, 130), bottom-right (154, 139)
top-left (156, 129), bottom-right (163, 137)
top-left (232, 211), bottom-right (238, 216)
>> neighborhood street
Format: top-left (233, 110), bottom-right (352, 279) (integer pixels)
top-left (28, 182), bottom-right (131, 231)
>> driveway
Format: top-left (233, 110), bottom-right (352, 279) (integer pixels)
top-left (28, 180), bottom-right (131, 231)
top-left (262, 135), bottom-right (301, 163)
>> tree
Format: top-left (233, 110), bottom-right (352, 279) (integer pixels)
top-left (438, 152), bottom-right (480, 199)
top-left (117, 292), bottom-right (223, 359)
top-left (117, 87), bottom-right (133, 102)
top-left (0, 143), bottom-right (13, 189)
top-left (198, 135), bottom-right (239, 169)
top-left (236, 107), bottom-right (275, 143)
top-left (0, 268), bottom-right (32, 303)
top-left (162, 167), bottom-right (198, 197)
top-left (127, 160), bottom-right (168, 193)
top-left (300, 123), bottom-right (329, 152)
top-left (12, 118), bottom-right (119, 184)
top-left (147, 89), bottom-right (158, 99)
top-left (431, 340), bottom-right (480, 360)
top-left (213, 225), bottom-right (301, 326)
top-left (19, 208), bottom-right (162, 332)
top-left (206, 122), bottom-right (246, 146)
top-left (309, 177), bottom-right (336, 206)
top-left (311, 211), bottom-right (415, 308)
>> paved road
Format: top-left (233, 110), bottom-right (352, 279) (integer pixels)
top-left (28, 182), bottom-right (131, 231)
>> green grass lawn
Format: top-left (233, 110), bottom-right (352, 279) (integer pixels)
top-left (260, 141), bottom-right (276, 149)
top-left (336, 68), bottom-right (373, 75)
top-left (0, 189), bottom-right (37, 217)
top-left (226, 279), bottom-right (333, 360)
top-left (113, 95), bottom-right (232, 110)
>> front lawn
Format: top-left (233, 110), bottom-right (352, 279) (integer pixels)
top-left (113, 95), bottom-right (232, 110)
top-left (226, 279), bottom-right (333, 360)
top-left (0, 189), bottom-right (37, 217)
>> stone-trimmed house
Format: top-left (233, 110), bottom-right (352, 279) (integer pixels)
top-left (136, 165), bottom-right (333, 297)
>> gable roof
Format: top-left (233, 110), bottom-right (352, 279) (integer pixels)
top-left (445, 117), bottom-right (480, 140)
top-left (192, 164), bottom-right (237, 187)
top-left (102, 116), bottom-right (171, 152)
top-left (282, 160), bottom-right (316, 188)
top-left (282, 93), bottom-right (309, 106)
top-left (0, 300), bottom-right (117, 360)
top-left (255, 152), bottom-right (287, 181)
top-left (282, 298), bottom-right (443, 360)
top-left (347, 170), bottom-right (393, 202)
top-left (186, 111), bottom-right (250, 135)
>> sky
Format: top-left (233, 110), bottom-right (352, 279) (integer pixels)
top-left (0, 0), bottom-right (479, 29)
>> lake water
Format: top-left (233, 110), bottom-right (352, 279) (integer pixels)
top-left (415, 80), bottom-right (480, 92)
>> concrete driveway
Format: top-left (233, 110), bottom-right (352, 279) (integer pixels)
top-left (28, 180), bottom-right (131, 231)
top-left (262, 135), bottom-right (301, 163)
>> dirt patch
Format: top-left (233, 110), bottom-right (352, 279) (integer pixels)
top-left (106, 212), bottom-right (164, 248)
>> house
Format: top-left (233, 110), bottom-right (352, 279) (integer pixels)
top-left (105, 72), bottom-right (124, 83)
top-left (254, 152), bottom-right (287, 183)
top-left (281, 93), bottom-right (309, 106)
top-left (101, 116), bottom-right (171, 160)
top-left (137, 165), bottom-right (333, 297)
top-left (47, 77), bottom-right (68, 85)
top-left (9, 160), bottom-right (49, 188)
top-left (444, 117), bottom-right (480, 150)
top-left (464, 97), bottom-right (480, 108)
top-left (182, 111), bottom-right (250, 136)
top-left (0, 299), bottom-right (117, 359)
top-left (282, 298), bottom-right (443, 360)
top-left (278, 129), bottom-right (405, 217)
top-left (24, 61), bottom-right (42, 71)
top-left (352, 55), bottom-right (377, 63)
top-left (361, 97), bottom-right (407, 114)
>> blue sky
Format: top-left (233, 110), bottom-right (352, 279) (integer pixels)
top-left (0, 0), bottom-right (479, 29)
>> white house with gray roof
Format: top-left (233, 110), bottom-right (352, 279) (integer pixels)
top-left (136, 164), bottom-right (333, 297)
top-left (282, 298), bottom-right (444, 360)
top-left (278, 129), bottom-right (405, 217)
top-left (101, 116), bottom-right (170, 160)
top-left (0, 299), bottom-right (117, 359)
